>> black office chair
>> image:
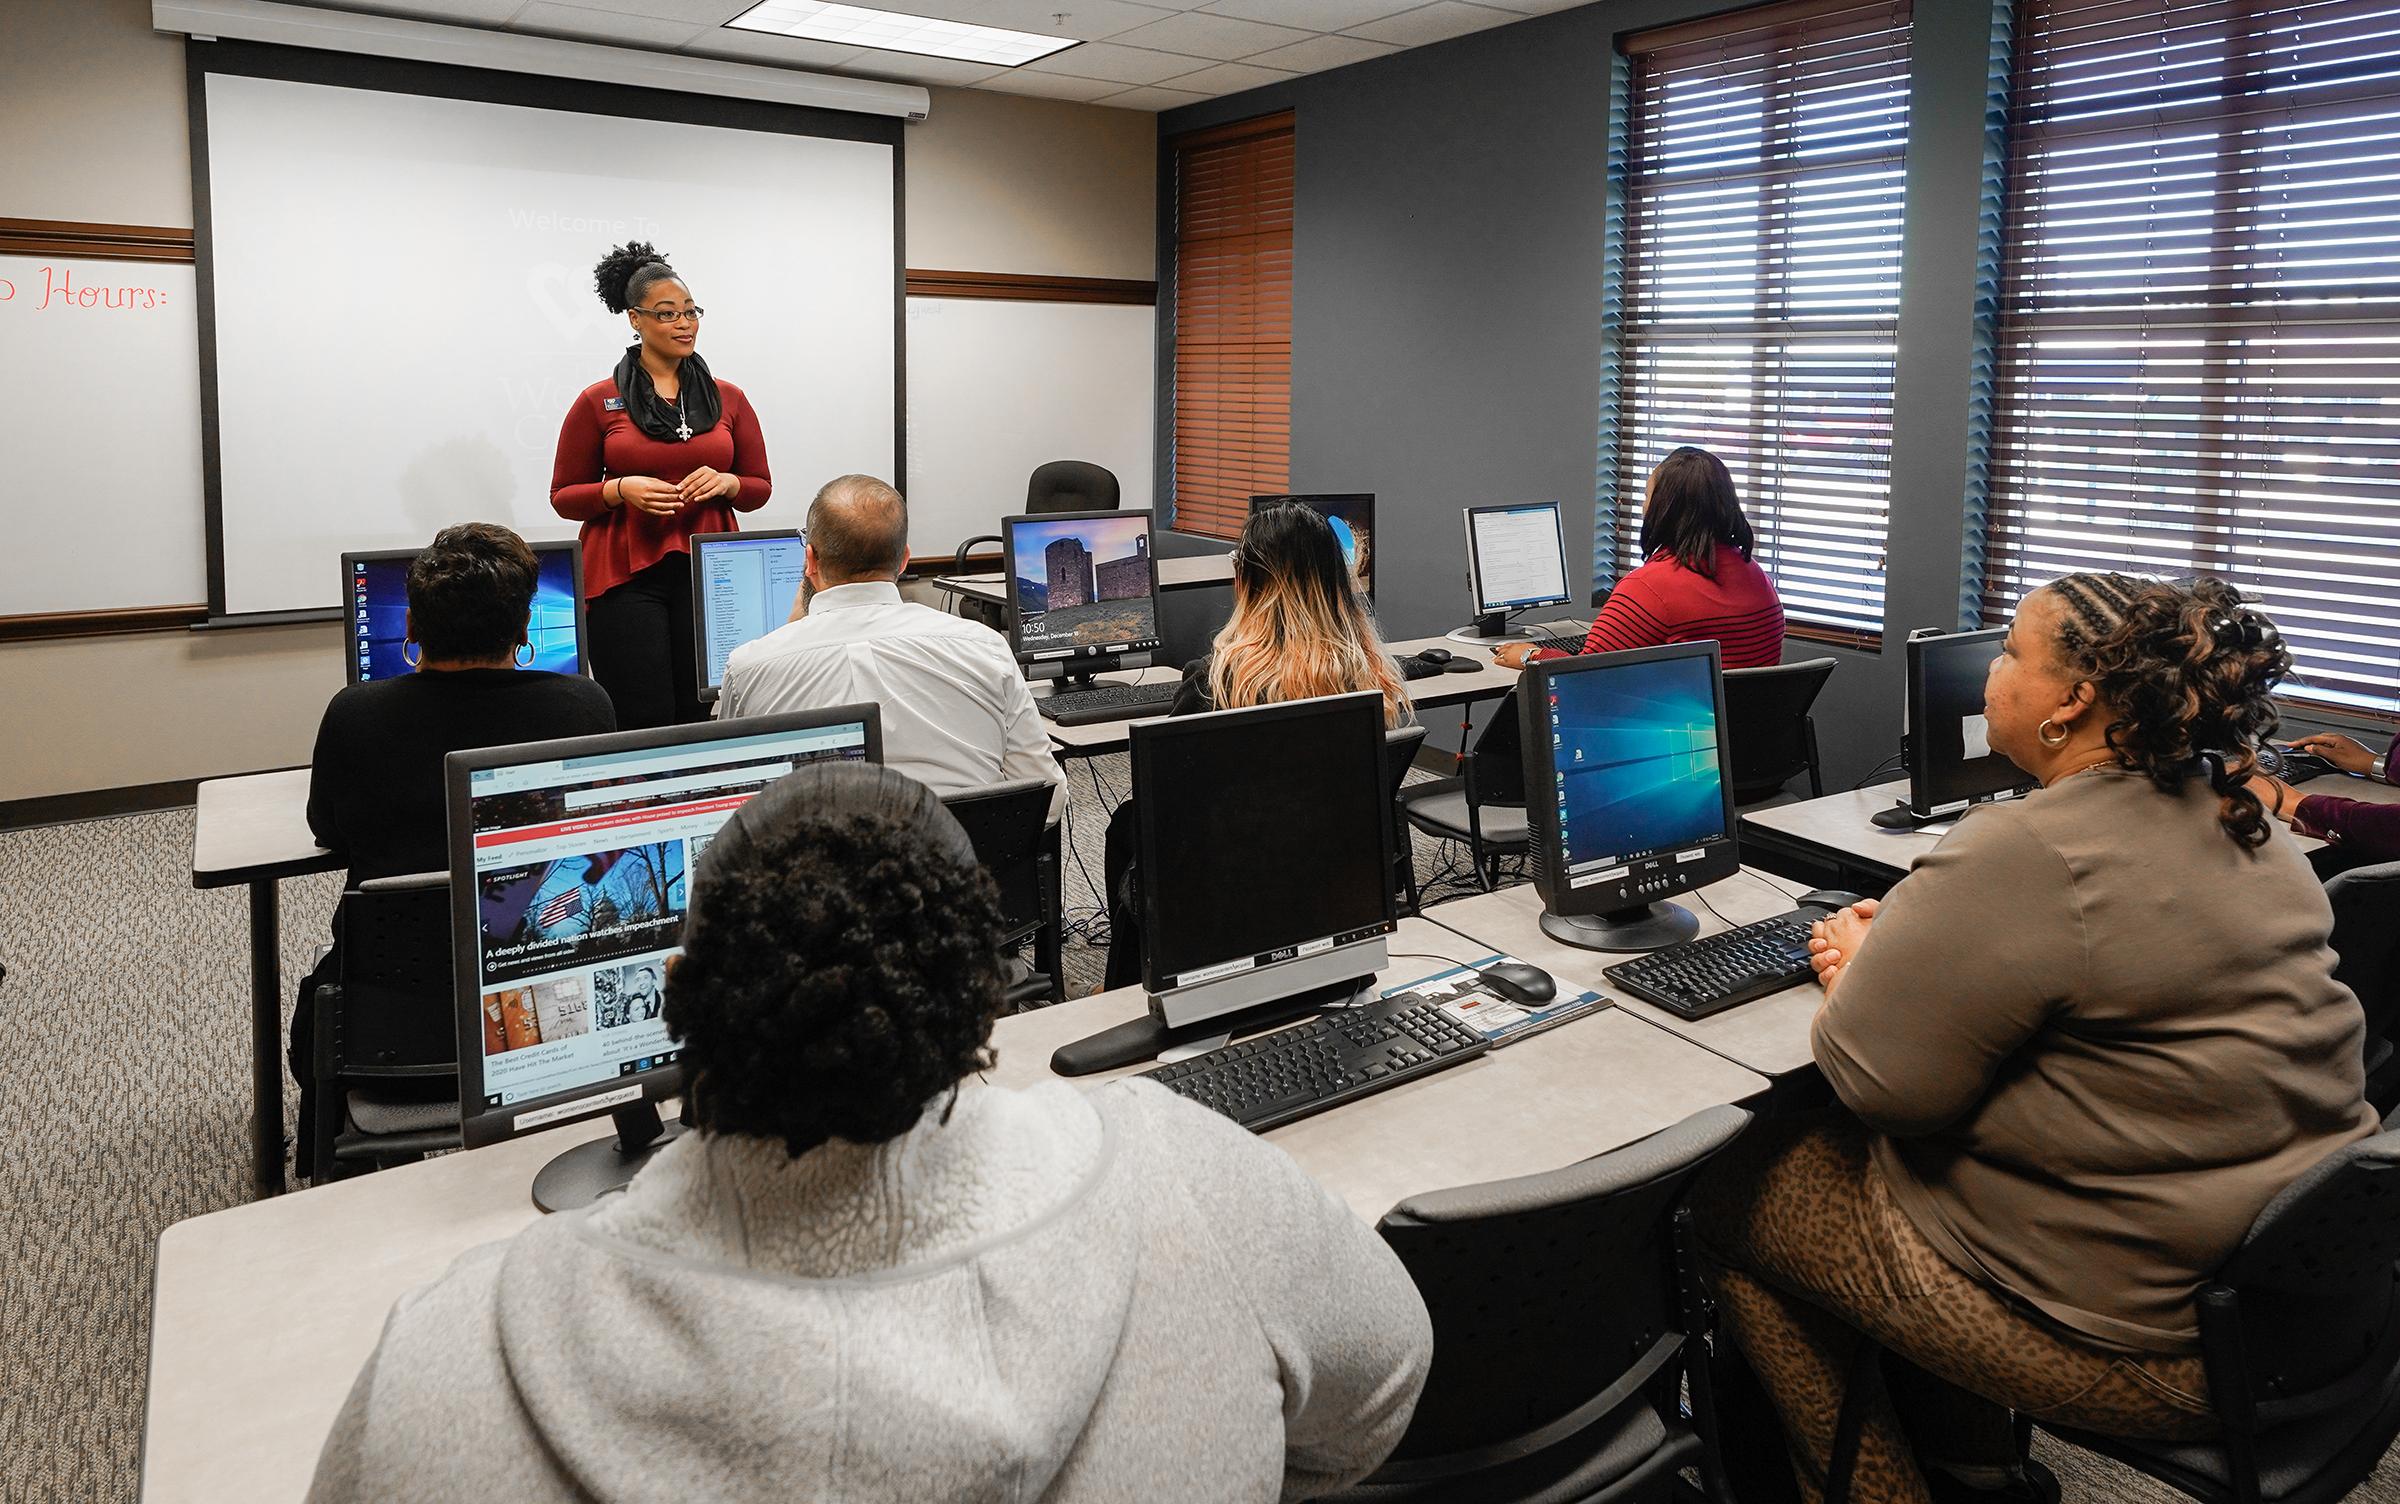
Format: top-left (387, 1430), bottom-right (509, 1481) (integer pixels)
top-left (1400, 693), bottom-right (1528, 893)
top-left (306, 873), bottom-right (461, 1182)
top-left (942, 778), bottom-right (1066, 1008)
top-left (1723, 657), bottom-right (1836, 807)
top-left (1329, 1105), bottom-right (1754, 1504)
top-left (1384, 724), bottom-right (1430, 916)
top-left (2027, 1121), bottom-right (2400, 1504)
top-left (949, 533), bottom-right (1008, 633)
top-left (1027, 460), bottom-right (1120, 515)
top-left (2326, 858), bottom-right (2400, 1113)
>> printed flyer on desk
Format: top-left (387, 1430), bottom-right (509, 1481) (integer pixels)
top-left (1381, 954), bottom-right (1609, 1047)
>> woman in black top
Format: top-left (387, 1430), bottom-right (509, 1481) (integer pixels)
top-left (292, 524), bottom-right (615, 1162)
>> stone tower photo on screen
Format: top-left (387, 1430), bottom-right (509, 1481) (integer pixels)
top-left (1012, 515), bottom-right (1156, 652)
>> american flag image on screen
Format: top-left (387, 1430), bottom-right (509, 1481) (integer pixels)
top-left (537, 888), bottom-right (584, 928)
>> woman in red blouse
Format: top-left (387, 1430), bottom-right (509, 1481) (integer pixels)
top-left (1493, 446), bottom-right (1784, 672)
top-left (551, 242), bottom-right (772, 727)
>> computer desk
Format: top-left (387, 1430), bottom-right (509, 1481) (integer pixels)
top-left (1427, 868), bottom-right (1829, 1080)
top-left (1035, 635), bottom-right (1523, 759)
top-left (140, 912), bottom-right (1766, 1504)
top-left (191, 769), bottom-right (342, 1200)
top-left (934, 550), bottom-right (1238, 609)
top-left (1739, 776), bottom-right (2391, 893)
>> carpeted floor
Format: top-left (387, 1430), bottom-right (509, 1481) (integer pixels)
top-left (2, 761), bottom-right (2395, 1501)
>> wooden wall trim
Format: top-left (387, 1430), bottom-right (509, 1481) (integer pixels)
top-left (906, 269), bottom-right (1156, 305)
top-left (0, 218), bottom-right (195, 263)
top-left (0, 605), bottom-right (211, 644)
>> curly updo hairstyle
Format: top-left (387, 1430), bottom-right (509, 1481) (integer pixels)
top-left (593, 241), bottom-right (681, 315)
top-left (404, 523), bottom-right (538, 663)
top-left (2038, 572), bottom-right (2293, 849)
top-left (664, 762), bottom-right (1010, 1158)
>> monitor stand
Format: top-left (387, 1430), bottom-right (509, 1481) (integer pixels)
top-left (1047, 652), bottom-right (1128, 694)
top-left (1539, 900), bottom-right (1700, 953)
top-left (1051, 974), bottom-right (1371, 1076)
top-left (1446, 610), bottom-right (1534, 647)
top-left (1869, 799), bottom-right (1956, 830)
top-left (532, 1099), bottom-right (686, 1214)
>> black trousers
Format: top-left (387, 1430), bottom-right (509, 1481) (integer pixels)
top-left (586, 553), bottom-right (704, 730)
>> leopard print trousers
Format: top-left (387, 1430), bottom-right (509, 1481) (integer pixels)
top-left (1690, 1111), bottom-right (2215, 1504)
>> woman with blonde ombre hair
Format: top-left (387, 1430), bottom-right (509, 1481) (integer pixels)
top-left (1102, 503), bottom-right (1413, 987)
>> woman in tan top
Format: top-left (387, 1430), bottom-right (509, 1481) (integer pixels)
top-left (1693, 573), bottom-right (2377, 1504)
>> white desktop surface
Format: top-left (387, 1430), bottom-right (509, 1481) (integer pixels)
top-left (191, 768), bottom-right (332, 885)
top-left (1426, 871), bottom-right (1827, 1079)
top-left (141, 914), bottom-right (1763, 1504)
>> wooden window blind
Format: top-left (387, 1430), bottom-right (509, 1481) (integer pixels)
top-left (1985, 0), bottom-right (2400, 715)
top-left (1612, 0), bottom-right (1914, 642)
top-left (1169, 112), bottom-right (1294, 541)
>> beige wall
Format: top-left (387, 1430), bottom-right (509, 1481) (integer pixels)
top-left (0, 7), bottom-right (1155, 805)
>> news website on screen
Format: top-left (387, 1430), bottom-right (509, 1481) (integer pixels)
top-left (463, 723), bottom-right (870, 1108)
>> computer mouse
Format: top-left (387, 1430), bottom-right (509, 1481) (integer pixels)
top-left (1477, 961), bottom-right (1557, 1006)
top-left (1416, 647), bottom-right (1453, 666)
top-left (1797, 889), bottom-right (1868, 913)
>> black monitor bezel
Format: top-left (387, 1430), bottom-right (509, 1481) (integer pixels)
top-left (999, 508), bottom-right (1165, 667)
top-left (687, 527), bottom-right (808, 696)
top-left (340, 540), bottom-right (588, 687)
top-left (445, 705), bottom-right (883, 1152)
top-left (1129, 691), bottom-right (1398, 997)
top-left (1462, 501), bottom-right (1573, 615)
top-left (1248, 493), bottom-right (1377, 603)
top-left (1520, 639), bottom-right (1742, 920)
top-left (1905, 627), bottom-right (2035, 815)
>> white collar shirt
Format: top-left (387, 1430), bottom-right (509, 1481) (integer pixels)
top-left (719, 581), bottom-right (1066, 820)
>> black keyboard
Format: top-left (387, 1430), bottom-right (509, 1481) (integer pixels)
top-left (1141, 991), bottom-right (1489, 1132)
top-left (1603, 906), bottom-right (1835, 1020)
top-left (1035, 682), bottom-right (1180, 726)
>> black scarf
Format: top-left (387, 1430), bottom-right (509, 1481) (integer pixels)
top-left (612, 344), bottom-right (723, 443)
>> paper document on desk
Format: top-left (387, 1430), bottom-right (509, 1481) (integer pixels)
top-left (1383, 954), bottom-right (1609, 1049)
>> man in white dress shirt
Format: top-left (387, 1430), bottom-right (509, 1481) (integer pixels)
top-left (720, 475), bottom-right (1067, 820)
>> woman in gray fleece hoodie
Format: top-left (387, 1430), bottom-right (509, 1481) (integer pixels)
top-left (308, 761), bottom-right (1433, 1503)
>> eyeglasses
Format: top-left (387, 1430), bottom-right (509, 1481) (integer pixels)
top-left (634, 306), bottom-right (705, 324)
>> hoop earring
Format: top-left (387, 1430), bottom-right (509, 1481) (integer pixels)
top-left (401, 641), bottom-right (422, 670)
top-left (2037, 717), bottom-right (2070, 748)
top-left (514, 643), bottom-right (535, 668)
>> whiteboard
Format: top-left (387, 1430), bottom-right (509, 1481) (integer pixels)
top-left (904, 297), bottom-right (1156, 555)
top-left (202, 72), bottom-right (897, 616)
top-left (0, 255), bottom-right (207, 615)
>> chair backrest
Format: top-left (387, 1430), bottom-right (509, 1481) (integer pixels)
top-left (1466, 691), bottom-right (1526, 808)
top-left (2212, 1123), bottom-right (2400, 1416)
top-left (941, 778), bottom-right (1055, 945)
top-left (2327, 860), bottom-right (2400, 1048)
top-left (1026, 460), bottom-right (1120, 515)
top-left (1383, 724), bottom-right (1430, 805)
top-left (1722, 657), bottom-right (1837, 801)
top-left (336, 873), bottom-right (456, 1074)
top-left (948, 533), bottom-right (1008, 632)
top-left (1374, 1104), bottom-right (1753, 1463)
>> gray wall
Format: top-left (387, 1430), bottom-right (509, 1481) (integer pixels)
top-left (1154, 0), bottom-right (2380, 781)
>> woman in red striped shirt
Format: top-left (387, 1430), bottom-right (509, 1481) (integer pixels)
top-left (1493, 446), bottom-right (1784, 672)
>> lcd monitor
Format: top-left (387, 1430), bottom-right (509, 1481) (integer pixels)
top-left (1250, 493), bottom-right (1376, 602)
top-left (1873, 627), bottom-right (2035, 828)
top-left (447, 706), bottom-right (881, 1211)
top-left (1520, 640), bottom-right (1741, 951)
top-left (690, 528), bottom-right (808, 698)
top-left (343, 541), bottom-right (585, 684)
top-left (1001, 509), bottom-right (1163, 680)
top-left (1456, 502), bottom-right (1571, 644)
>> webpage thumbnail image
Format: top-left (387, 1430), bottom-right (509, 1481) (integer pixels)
top-left (1011, 516), bottom-right (1156, 654)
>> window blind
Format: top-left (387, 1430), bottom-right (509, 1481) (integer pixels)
top-left (1985, 0), bottom-right (2400, 715)
top-left (1169, 112), bottom-right (1293, 541)
top-left (1613, 0), bottom-right (1914, 641)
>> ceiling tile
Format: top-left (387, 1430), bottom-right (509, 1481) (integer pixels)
top-left (553, 0), bottom-right (753, 21)
top-left (971, 69), bottom-right (1135, 101)
top-left (836, 51), bottom-right (1010, 84)
top-left (1021, 40), bottom-right (1209, 84)
top-left (1158, 59), bottom-right (1294, 93)
top-left (1098, 83), bottom-right (1212, 111)
top-left (682, 27), bottom-right (865, 66)
top-left (1345, 1), bottom-right (1519, 45)
top-left (871, 0), bottom-right (1181, 42)
top-left (511, 1), bottom-right (706, 46)
top-left (1108, 10), bottom-right (1315, 61)
top-left (1474, 0), bottom-right (1596, 10)
top-left (1241, 33), bottom-right (1400, 72)
top-left (324, 0), bottom-right (529, 23)
top-left (1201, 0), bottom-right (1417, 29)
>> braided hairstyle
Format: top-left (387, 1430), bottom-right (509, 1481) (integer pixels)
top-left (2038, 572), bottom-right (2293, 849)
top-left (592, 241), bottom-right (680, 315)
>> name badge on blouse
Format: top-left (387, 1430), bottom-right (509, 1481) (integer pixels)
top-left (603, 397), bottom-right (626, 412)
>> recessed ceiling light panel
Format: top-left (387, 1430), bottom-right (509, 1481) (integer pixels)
top-left (726, 1), bottom-right (1081, 67)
